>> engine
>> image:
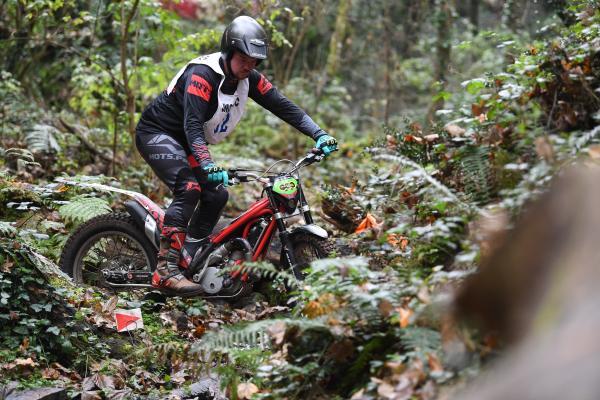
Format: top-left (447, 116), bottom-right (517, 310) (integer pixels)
top-left (192, 238), bottom-right (253, 296)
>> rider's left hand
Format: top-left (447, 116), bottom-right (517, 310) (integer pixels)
top-left (315, 133), bottom-right (338, 157)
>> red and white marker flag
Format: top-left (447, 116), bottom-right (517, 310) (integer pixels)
top-left (114, 308), bottom-right (144, 332)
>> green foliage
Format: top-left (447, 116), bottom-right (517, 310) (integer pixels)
top-left (25, 124), bottom-right (62, 154)
top-left (398, 326), bottom-right (442, 363)
top-left (0, 221), bottom-right (17, 237)
top-left (221, 261), bottom-right (298, 288)
top-left (458, 145), bottom-right (494, 205)
top-left (0, 239), bottom-right (76, 368)
top-left (195, 318), bottom-right (329, 356)
top-left (58, 195), bottom-right (112, 225)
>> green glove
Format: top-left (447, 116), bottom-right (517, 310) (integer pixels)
top-left (315, 134), bottom-right (338, 157)
top-left (202, 163), bottom-right (229, 186)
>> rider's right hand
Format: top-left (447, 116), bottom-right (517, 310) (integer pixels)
top-left (202, 163), bottom-right (229, 187)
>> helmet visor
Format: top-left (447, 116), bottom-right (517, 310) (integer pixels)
top-left (246, 39), bottom-right (267, 59)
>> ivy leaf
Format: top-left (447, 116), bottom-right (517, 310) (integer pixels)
top-left (46, 326), bottom-right (60, 335)
top-left (462, 78), bottom-right (486, 95)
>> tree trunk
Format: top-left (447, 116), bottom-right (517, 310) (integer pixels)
top-left (325, 0), bottom-right (351, 78)
top-left (426, 0), bottom-right (453, 124)
top-left (119, 0), bottom-right (140, 143)
top-left (384, 0), bottom-right (392, 125)
top-left (502, 0), bottom-right (526, 32)
top-left (470, 0), bottom-right (479, 34)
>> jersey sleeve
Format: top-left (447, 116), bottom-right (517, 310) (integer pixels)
top-left (248, 70), bottom-right (323, 140)
top-left (182, 64), bottom-right (219, 168)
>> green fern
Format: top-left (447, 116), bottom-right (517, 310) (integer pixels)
top-left (4, 148), bottom-right (41, 170)
top-left (194, 318), bottom-right (329, 356)
top-left (459, 145), bottom-right (493, 205)
top-left (399, 326), bottom-right (441, 361)
top-left (220, 261), bottom-right (299, 288)
top-left (0, 221), bottom-right (17, 237)
top-left (25, 124), bottom-right (61, 153)
top-left (58, 195), bottom-right (112, 225)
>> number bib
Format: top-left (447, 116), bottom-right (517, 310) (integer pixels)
top-left (166, 53), bottom-right (249, 144)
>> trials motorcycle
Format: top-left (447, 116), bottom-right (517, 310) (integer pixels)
top-left (59, 149), bottom-right (335, 300)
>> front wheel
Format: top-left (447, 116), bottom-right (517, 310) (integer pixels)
top-left (282, 233), bottom-right (336, 280)
top-left (59, 212), bottom-right (157, 288)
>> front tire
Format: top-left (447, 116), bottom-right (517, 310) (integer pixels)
top-left (59, 212), bottom-right (157, 288)
top-left (283, 233), bottom-right (336, 279)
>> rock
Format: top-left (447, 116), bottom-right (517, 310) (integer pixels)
top-left (170, 375), bottom-right (227, 400)
top-left (5, 387), bottom-right (67, 400)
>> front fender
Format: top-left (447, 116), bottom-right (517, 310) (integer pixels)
top-left (289, 224), bottom-right (328, 239)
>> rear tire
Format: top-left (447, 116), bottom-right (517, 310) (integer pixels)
top-left (59, 212), bottom-right (157, 288)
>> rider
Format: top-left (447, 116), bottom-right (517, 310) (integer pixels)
top-left (135, 15), bottom-right (338, 296)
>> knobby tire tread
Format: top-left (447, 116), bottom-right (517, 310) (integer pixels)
top-left (59, 212), bottom-right (156, 281)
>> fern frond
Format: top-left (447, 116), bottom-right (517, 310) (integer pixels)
top-left (0, 221), bottom-right (17, 238)
top-left (58, 196), bottom-right (112, 225)
top-left (25, 124), bottom-right (61, 153)
top-left (4, 148), bottom-right (41, 169)
top-left (194, 318), bottom-right (329, 356)
top-left (221, 261), bottom-right (299, 288)
top-left (459, 145), bottom-right (493, 205)
top-left (571, 125), bottom-right (600, 153)
top-left (374, 153), bottom-right (479, 214)
top-left (400, 326), bottom-right (441, 358)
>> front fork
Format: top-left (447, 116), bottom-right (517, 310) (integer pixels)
top-left (266, 188), bottom-right (304, 271)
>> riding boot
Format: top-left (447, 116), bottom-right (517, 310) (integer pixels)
top-left (179, 234), bottom-right (209, 270)
top-left (152, 227), bottom-right (205, 297)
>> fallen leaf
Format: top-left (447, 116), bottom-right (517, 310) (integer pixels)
top-left (417, 286), bottom-right (431, 304)
top-left (471, 102), bottom-right (485, 117)
top-left (266, 321), bottom-right (287, 346)
top-left (19, 337), bottom-right (29, 352)
top-left (378, 299), bottom-right (394, 317)
top-left (42, 367), bottom-right (61, 380)
top-left (386, 134), bottom-right (398, 148)
top-left (424, 134), bottom-right (439, 142)
top-left (1, 259), bottom-right (14, 273)
top-left (355, 213), bottom-right (382, 234)
top-left (257, 305), bottom-right (289, 319)
top-left (535, 136), bottom-right (554, 162)
top-left (350, 388), bottom-right (365, 399)
top-left (377, 382), bottom-right (397, 399)
top-left (193, 323), bottom-right (207, 338)
top-left (325, 338), bottom-right (354, 362)
top-left (237, 382), bottom-right (259, 399)
top-left (81, 391), bottom-right (102, 400)
top-left (588, 145), bottom-right (600, 160)
top-left (444, 124), bottom-right (466, 137)
top-left (427, 353), bottom-right (444, 372)
top-left (384, 361), bottom-right (405, 375)
top-left (409, 122), bottom-right (423, 134)
top-left (397, 307), bottom-right (413, 328)
top-left (102, 296), bottom-right (119, 314)
top-left (387, 233), bottom-right (409, 250)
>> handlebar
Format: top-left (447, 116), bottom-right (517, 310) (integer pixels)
top-left (227, 148), bottom-right (327, 186)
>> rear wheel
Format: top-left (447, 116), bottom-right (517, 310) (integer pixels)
top-left (59, 213), bottom-right (157, 288)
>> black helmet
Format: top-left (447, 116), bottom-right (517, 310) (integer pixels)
top-left (220, 16), bottom-right (268, 61)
